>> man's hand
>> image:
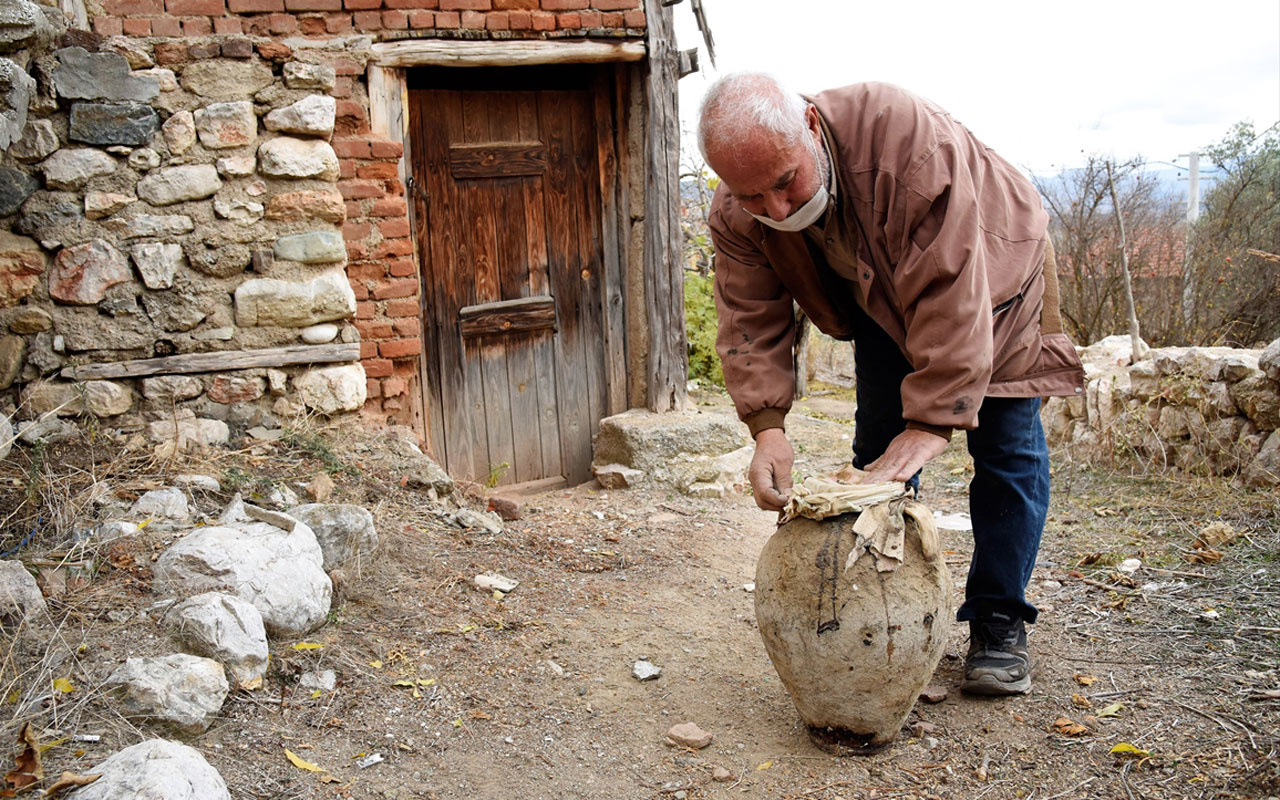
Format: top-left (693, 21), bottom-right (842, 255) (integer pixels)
top-left (861, 428), bottom-right (949, 484)
top-left (749, 428), bottom-right (794, 512)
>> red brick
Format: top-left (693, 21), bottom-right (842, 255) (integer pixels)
top-left (578, 10), bottom-right (600, 26)
top-left (385, 299), bottom-right (418, 317)
top-left (540, 0), bottom-right (585, 7)
top-left (357, 162), bottom-right (398, 179)
top-left (557, 12), bottom-right (580, 28)
top-left (299, 15), bottom-right (326, 33)
top-left (382, 377), bottom-right (408, 396)
top-left (384, 178), bottom-right (404, 195)
top-left (371, 198), bottom-right (407, 217)
top-left (370, 140), bottom-right (403, 159)
top-left (326, 75), bottom-right (351, 97)
top-left (256, 41), bottom-right (293, 59)
top-left (366, 379), bottom-right (381, 398)
top-left (382, 9), bottom-right (408, 27)
top-left (339, 179), bottom-right (383, 199)
top-left (166, 0), bottom-right (224, 13)
top-left (325, 13), bottom-right (353, 32)
top-left (336, 100), bottom-right (367, 120)
top-left (350, 282), bottom-right (369, 300)
top-left (377, 219), bottom-right (411, 238)
top-left (153, 42), bottom-right (188, 64)
top-left (508, 9), bottom-right (530, 28)
top-left (458, 9), bottom-right (481, 26)
top-left (213, 16), bottom-right (242, 32)
top-left (348, 263), bottom-right (386, 281)
top-left (439, 0), bottom-right (488, 8)
top-left (622, 8), bottom-right (643, 26)
top-left (530, 10), bottom-right (553, 29)
top-left (344, 0), bottom-right (380, 7)
top-left (346, 242), bottom-right (368, 260)
top-left (493, 0), bottom-right (534, 7)
top-left (590, 0), bottom-right (635, 8)
top-left (356, 320), bottom-right (394, 339)
top-left (485, 10), bottom-right (508, 28)
top-left (355, 300), bottom-right (375, 318)
top-left (359, 341), bottom-right (378, 358)
top-left (434, 9), bottom-right (459, 25)
top-left (392, 318), bottom-right (420, 337)
top-left (387, 258), bottom-right (416, 277)
top-left (330, 56), bottom-right (362, 74)
top-left (384, 0), bottom-right (436, 6)
top-left (340, 161), bottom-right (357, 179)
top-left (363, 358), bottom-right (393, 378)
top-left (600, 10), bottom-right (620, 26)
top-left (93, 16), bottom-right (124, 35)
top-left (343, 220), bottom-right (373, 239)
top-left (344, 199), bottom-right (364, 218)
top-left (228, 0), bottom-right (282, 10)
top-left (183, 17), bottom-right (214, 35)
top-left (382, 397), bottom-right (405, 413)
top-left (352, 9), bottom-right (381, 28)
top-left (153, 16), bottom-right (183, 34)
top-left (334, 139), bottom-right (372, 158)
top-left (374, 239), bottom-right (414, 258)
top-left (288, 0), bottom-right (341, 8)
top-left (104, 0), bottom-right (163, 14)
top-left (372, 278), bottom-right (418, 300)
top-left (408, 9), bottom-right (434, 27)
top-left (379, 338), bottom-right (422, 358)
top-left (268, 12), bottom-right (299, 31)
top-left (121, 17), bottom-right (151, 35)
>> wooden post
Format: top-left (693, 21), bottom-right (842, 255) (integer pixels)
top-left (642, 0), bottom-right (688, 412)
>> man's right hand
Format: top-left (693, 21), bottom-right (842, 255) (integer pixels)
top-left (749, 428), bottom-right (794, 512)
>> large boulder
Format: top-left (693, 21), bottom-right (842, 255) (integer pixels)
top-left (288, 503), bottom-right (377, 571)
top-left (591, 409), bottom-right (750, 489)
top-left (1260, 338), bottom-right (1280, 382)
top-left (165, 592), bottom-right (268, 689)
top-left (69, 739), bottom-right (229, 800)
top-left (105, 654), bottom-right (228, 735)
top-left (0, 560), bottom-right (49, 634)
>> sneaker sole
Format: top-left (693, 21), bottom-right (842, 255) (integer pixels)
top-left (961, 673), bottom-right (1031, 696)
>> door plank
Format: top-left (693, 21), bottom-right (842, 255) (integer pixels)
top-left (449, 143), bottom-right (547, 179)
top-left (593, 68), bottom-right (628, 416)
top-left (569, 90), bottom-right (608, 444)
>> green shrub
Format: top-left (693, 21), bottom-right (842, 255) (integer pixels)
top-left (684, 270), bottom-right (724, 387)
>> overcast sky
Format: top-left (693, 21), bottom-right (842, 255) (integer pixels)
top-left (672, 0), bottom-right (1280, 177)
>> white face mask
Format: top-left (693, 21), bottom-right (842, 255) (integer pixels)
top-left (747, 181), bottom-right (829, 232)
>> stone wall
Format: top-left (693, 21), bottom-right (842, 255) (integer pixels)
top-left (0, 0), bottom-right (646, 447)
top-left (1042, 335), bottom-right (1280, 488)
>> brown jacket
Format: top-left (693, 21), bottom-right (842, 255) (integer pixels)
top-left (710, 82), bottom-right (1085, 436)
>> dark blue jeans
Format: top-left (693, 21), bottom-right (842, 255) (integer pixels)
top-left (850, 310), bottom-right (1049, 624)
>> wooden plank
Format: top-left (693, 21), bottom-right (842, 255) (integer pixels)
top-left (449, 143), bottom-right (547, 179)
top-left (643, 0), bottom-right (688, 412)
top-left (60, 343), bottom-right (360, 381)
top-left (594, 68), bottom-right (628, 417)
top-left (619, 65), bottom-right (647, 409)
top-left (407, 86), bottom-right (447, 462)
top-left (371, 40), bottom-right (646, 69)
top-left (569, 87), bottom-right (608, 443)
top-left (458, 296), bottom-right (556, 337)
top-left (531, 332), bottom-right (562, 477)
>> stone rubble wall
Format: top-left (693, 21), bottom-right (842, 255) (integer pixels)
top-left (1042, 335), bottom-right (1280, 488)
top-left (0, 0), bottom-right (647, 444)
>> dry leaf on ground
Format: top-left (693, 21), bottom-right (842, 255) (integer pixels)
top-left (3, 723), bottom-right (43, 793)
top-left (44, 771), bottom-right (101, 797)
top-left (1053, 717), bottom-right (1088, 736)
top-left (283, 748), bottom-right (325, 773)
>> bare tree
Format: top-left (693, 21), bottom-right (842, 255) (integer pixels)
top-left (1105, 159), bottom-right (1149, 362)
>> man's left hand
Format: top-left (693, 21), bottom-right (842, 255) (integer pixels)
top-left (861, 429), bottom-right (950, 484)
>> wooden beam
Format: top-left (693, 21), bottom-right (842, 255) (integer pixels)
top-left (458, 296), bottom-right (557, 337)
top-left (371, 40), bottom-right (647, 69)
top-left (449, 143), bottom-right (547, 179)
top-left (60, 343), bottom-right (361, 381)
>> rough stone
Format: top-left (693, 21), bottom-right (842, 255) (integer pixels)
top-left (128, 147), bottom-right (161, 171)
top-left (106, 654), bottom-right (228, 735)
top-left (283, 62), bottom-right (336, 90)
top-left (593, 409), bottom-right (751, 484)
top-left (0, 335), bottom-right (23, 389)
top-left (140, 291), bottom-right (207, 332)
top-left (265, 189), bottom-right (345, 224)
top-left (192, 326), bottom-right (234, 342)
top-left (0, 414), bottom-right (9, 460)
top-left (142, 375), bottom-right (204, 402)
top-left (154, 520), bottom-right (332, 637)
top-left (665, 722), bottom-right (713, 749)
top-left (180, 60), bottom-right (273, 100)
top-left (0, 166), bottom-right (38, 217)
top-left (104, 213), bottom-right (194, 239)
top-left (264, 94), bottom-right (335, 138)
top-left (20, 379), bottom-right (133, 418)
top-left (14, 192), bottom-right (82, 247)
top-left (21, 331), bottom-right (61, 375)
top-left (245, 179), bottom-right (266, 197)
top-left (257, 137), bottom-right (339, 181)
top-left (69, 102), bottom-right (159, 146)
top-left (213, 197), bottom-right (264, 223)
top-left (184, 240), bottom-right (250, 278)
top-left (0, 0), bottom-right (48, 52)
top-left (8, 118), bottom-right (58, 162)
top-left (378, 426), bottom-right (455, 495)
top-left (234, 271), bottom-right (356, 327)
top-left (294, 364), bottom-right (366, 415)
top-left (137, 66), bottom-right (177, 93)
top-left (298, 669), bottom-right (336, 692)
top-left (301, 323), bottom-right (338, 344)
top-left (0, 59), bottom-right (35, 152)
top-left (165, 592), bottom-right (268, 689)
top-left (129, 242), bottom-right (184, 289)
top-left (215, 154), bottom-right (256, 177)
top-left (593, 463), bottom-right (644, 489)
top-left (16, 416), bottom-right (76, 444)
top-left (0, 229), bottom-right (47, 306)
top-left (161, 110), bottom-right (195, 155)
top-left (138, 164), bottom-right (222, 206)
top-left (1245, 430), bottom-right (1280, 488)
top-left (147, 409), bottom-right (229, 450)
top-left (50, 239), bottom-right (131, 305)
top-left (41, 147), bottom-right (117, 191)
top-left (1230, 374), bottom-right (1280, 432)
top-left (0, 559), bottom-right (50, 634)
top-left (207, 375), bottom-right (264, 404)
top-left (84, 191), bottom-right (135, 220)
top-left (53, 47), bottom-right (158, 102)
top-left (288, 503), bottom-right (377, 571)
top-left (274, 230), bottom-right (345, 264)
top-left (100, 36), bottom-right (155, 69)
top-left (85, 380), bottom-right (133, 416)
top-left (1261, 338), bottom-right (1280, 382)
top-left (305, 472), bottom-right (334, 502)
top-left (68, 739), bottom-right (230, 800)
top-left (130, 487), bottom-right (191, 522)
top-left (6, 306), bottom-right (51, 333)
top-left (194, 101), bottom-right (256, 149)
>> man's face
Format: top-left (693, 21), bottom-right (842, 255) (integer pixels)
top-left (706, 104), bottom-right (826, 222)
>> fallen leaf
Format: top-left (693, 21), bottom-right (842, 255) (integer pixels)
top-left (4, 723), bottom-right (43, 792)
top-left (468, 710), bottom-right (491, 721)
top-left (291, 642), bottom-right (324, 651)
top-left (1111, 743), bottom-right (1151, 758)
top-left (1194, 522), bottom-right (1238, 549)
top-left (1185, 548), bottom-right (1223, 564)
top-left (452, 719), bottom-right (462, 728)
top-left (756, 761), bottom-right (772, 771)
top-left (51, 679), bottom-right (75, 694)
top-left (38, 737), bottom-right (67, 753)
top-left (1097, 702), bottom-right (1124, 718)
top-left (310, 690), bottom-right (321, 699)
top-left (1074, 674), bottom-right (1097, 686)
top-left (239, 676), bottom-right (263, 692)
top-left (284, 748), bottom-right (325, 773)
top-left (417, 679), bottom-right (436, 687)
top-left (320, 775), bottom-right (344, 784)
top-left (1071, 693), bottom-right (1092, 709)
top-left (1052, 717), bottom-right (1088, 736)
top-left (44, 771), bottom-right (101, 797)
top-left (369, 660), bottom-right (383, 669)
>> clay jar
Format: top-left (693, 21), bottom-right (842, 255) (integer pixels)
top-left (753, 509), bottom-right (951, 750)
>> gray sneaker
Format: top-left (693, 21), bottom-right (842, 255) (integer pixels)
top-left (961, 613), bottom-right (1031, 695)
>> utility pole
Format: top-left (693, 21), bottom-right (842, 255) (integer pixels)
top-left (1178, 151), bottom-right (1200, 334)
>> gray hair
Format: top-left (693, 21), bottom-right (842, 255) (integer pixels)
top-left (697, 72), bottom-right (809, 163)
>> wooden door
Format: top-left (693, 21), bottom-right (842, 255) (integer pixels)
top-left (408, 66), bottom-right (608, 487)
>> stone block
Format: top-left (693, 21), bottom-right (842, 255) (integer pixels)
top-left (180, 60), bottom-right (273, 99)
top-left (283, 61), bottom-right (336, 90)
top-left (295, 363), bottom-right (366, 414)
top-left (69, 102), bottom-right (159, 146)
top-left (53, 47), bottom-right (159, 102)
top-left (84, 191), bottom-right (135, 220)
top-left (103, 213), bottom-right (194, 238)
top-left (141, 290), bottom-right (210, 332)
top-left (194, 100), bottom-right (257, 149)
top-left (161, 109), bottom-right (196, 155)
top-left (8, 118), bottom-right (59, 162)
top-left (213, 197), bottom-right (264, 223)
top-left (264, 189), bottom-right (345, 223)
top-left (592, 408), bottom-right (750, 476)
top-left (215, 154), bottom-right (256, 177)
top-left (138, 164), bottom-right (223, 206)
top-left (0, 230), bottom-right (47, 307)
top-left (0, 0), bottom-right (50, 52)
top-left (207, 374), bottom-right (264, 403)
top-left (6, 306), bottom-right (51, 333)
top-left (50, 239), bottom-right (131, 305)
top-left (0, 334), bottom-right (23, 390)
top-left (129, 242), bottom-right (184, 289)
top-left (41, 147), bottom-right (118, 191)
top-left (1230, 374), bottom-right (1280, 431)
top-left (234, 270), bottom-right (356, 327)
top-left (0, 167), bottom-right (37, 216)
top-left (264, 94), bottom-right (335, 138)
top-left (0, 59), bottom-right (35, 152)
top-left (257, 136), bottom-right (339, 180)
top-left (274, 230), bottom-right (345, 263)
top-left (128, 147), bottom-right (161, 171)
top-left (141, 374), bottom-right (203, 402)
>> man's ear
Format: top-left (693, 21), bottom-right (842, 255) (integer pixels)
top-left (805, 103), bottom-right (822, 134)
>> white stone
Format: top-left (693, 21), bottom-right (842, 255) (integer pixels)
top-left (129, 242), bottom-right (184, 290)
top-left (174, 474), bottom-right (222, 492)
top-left (191, 326), bottom-right (235, 341)
top-left (137, 164), bottom-right (223, 206)
top-left (0, 559), bottom-right (50, 633)
top-left (84, 191), bottom-right (134, 220)
top-left (234, 271), bottom-right (356, 328)
top-left (105, 213), bottom-right (196, 239)
top-left (288, 503), bottom-right (377, 571)
top-left (213, 197), bottom-right (264, 223)
top-left (215, 154), bottom-right (255, 177)
top-left (128, 147), bottom-right (161, 171)
top-left (257, 137), bottom-right (339, 181)
top-left (69, 739), bottom-right (229, 800)
top-left (593, 409), bottom-right (751, 483)
top-left (474, 572), bottom-right (518, 593)
top-left (295, 364), bottom-right (367, 415)
top-left (301, 323), bottom-right (338, 344)
top-left (298, 669), bottom-right (336, 692)
top-left (41, 148), bottom-right (116, 190)
top-left (194, 101), bottom-right (257, 150)
top-left (141, 375), bottom-right (203, 402)
top-left (85, 381), bottom-right (133, 416)
top-left (264, 94), bottom-right (335, 139)
top-left (147, 410), bottom-right (230, 450)
top-left (283, 62), bottom-right (336, 90)
top-left (106, 654), bottom-right (229, 735)
top-left (21, 380), bottom-right (131, 417)
top-left (153, 521), bottom-right (332, 637)
top-left (1261, 338), bottom-right (1280, 382)
top-left (162, 110), bottom-right (195, 156)
top-left (129, 487), bottom-right (191, 522)
top-left (0, 414), bottom-right (10, 461)
top-left (137, 67), bottom-right (178, 92)
top-left (165, 592), bottom-right (268, 689)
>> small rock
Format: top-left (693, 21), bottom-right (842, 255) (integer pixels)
top-left (918, 685), bottom-right (948, 704)
top-left (665, 722), bottom-right (713, 749)
top-left (633, 659), bottom-right (661, 682)
top-left (474, 572), bottom-right (518, 593)
top-left (712, 766), bottom-right (733, 782)
top-left (69, 739), bottom-right (229, 800)
top-left (909, 720), bottom-right (937, 737)
top-left (246, 426), bottom-right (285, 442)
top-left (306, 472), bottom-right (335, 502)
top-left (301, 322), bottom-right (339, 344)
top-left (743, 582), bottom-right (755, 593)
top-left (299, 669), bottom-right (337, 692)
top-left (1118, 558), bottom-right (1142, 574)
top-left (129, 488), bottom-right (191, 523)
top-left (593, 463), bottom-right (643, 489)
top-left (164, 592), bottom-right (268, 689)
top-left (450, 508), bottom-right (503, 534)
top-left (0, 559), bottom-right (51, 632)
top-left (546, 660), bottom-right (564, 676)
top-left (487, 496), bottom-right (521, 520)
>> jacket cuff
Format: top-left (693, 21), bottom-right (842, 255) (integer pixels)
top-left (745, 408), bottom-right (788, 438)
top-left (905, 421), bottom-right (954, 442)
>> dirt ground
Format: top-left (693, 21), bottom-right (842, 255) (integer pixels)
top-left (2, 387), bottom-right (1278, 800)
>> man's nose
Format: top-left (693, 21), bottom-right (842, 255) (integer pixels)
top-left (763, 191), bottom-right (790, 221)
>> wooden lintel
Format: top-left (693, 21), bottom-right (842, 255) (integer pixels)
top-left (60, 343), bottom-right (362, 381)
top-left (370, 39), bottom-right (647, 69)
